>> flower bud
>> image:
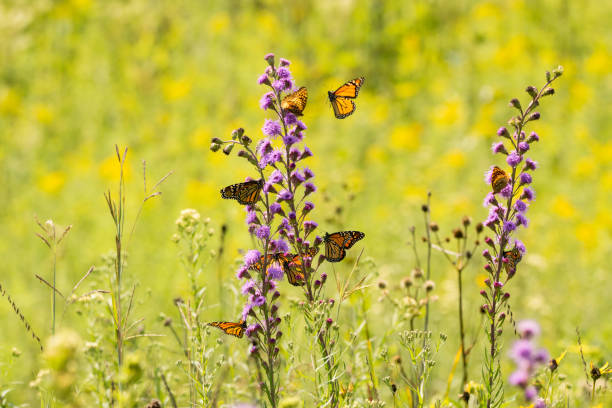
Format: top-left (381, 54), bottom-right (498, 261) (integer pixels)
top-left (509, 98), bottom-right (522, 110)
top-left (525, 86), bottom-right (538, 98)
top-left (210, 143), bottom-right (221, 152)
top-left (222, 144), bottom-right (234, 155)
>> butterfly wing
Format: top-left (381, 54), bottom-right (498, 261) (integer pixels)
top-left (208, 320), bottom-right (246, 338)
top-left (220, 180), bottom-right (262, 205)
top-left (281, 87), bottom-right (308, 116)
top-left (324, 233), bottom-right (348, 262)
top-left (332, 77), bottom-right (365, 98)
top-left (491, 166), bottom-right (509, 194)
top-left (283, 247), bottom-right (319, 286)
top-left (503, 247), bottom-right (522, 273)
top-left (330, 96), bottom-right (356, 119)
top-left (340, 231), bottom-right (366, 249)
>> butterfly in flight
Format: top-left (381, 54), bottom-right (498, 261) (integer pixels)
top-left (503, 246), bottom-right (522, 274)
top-left (323, 231), bottom-right (365, 262)
top-left (208, 319), bottom-right (247, 338)
top-left (281, 87), bottom-right (308, 116)
top-left (490, 166), bottom-right (510, 194)
top-left (220, 179), bottom-right (263, 205)
top-left (328, 77), bottom-right (364, 119)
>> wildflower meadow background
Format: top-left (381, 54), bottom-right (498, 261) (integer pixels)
top-left (1, 0), bottom-right (610, 407)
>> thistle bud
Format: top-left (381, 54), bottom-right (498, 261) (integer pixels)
top-left (525, 86), bottom-right (538, 98)
top-left (231, 128), bottom-right (244, 140)
top-left (210, 143), bottom-right (221, 152)
top-left (222, 144), bottom-right (234, 155)
top-left (241, 135), bottom-right (252, 145)
top-left (509, 98), bottom-right (522, 110)
top-left (527, 112), bottom-right (541, 122)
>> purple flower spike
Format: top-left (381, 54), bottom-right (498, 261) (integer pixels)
top-left (518, 142), bottom-right (530, 153)
top-left (259, 92), bottom-right (275, 110)
top-left (241, 280), bottom-right (256, 295)
top-left (246, 210), bottom-right (258, 224)
top-left (277, 67), bottom-right (291, 79)
top-left (517, 320), bottom-right (540, 340)
top-left (514, 200), bottom-right (527, 213)
top-left (300, 146), bottom-right (313, 160)
top-left (534, 398), bottom-right (546, 408)
top-left (236, 265), bottom-right (249, 280)
top-left (284, 112), bottom-right (297, 125)
top-left (507, 151), bottom-right (523, 167)
top-left (283, 134), bottom-right (299, 146)
top-left (262, 119), bottom-right (282, 137)
top-left (272, 239), bottom-right (289, 253)
top-left (527, 131), bottom-right (539, 143)
top-left (514, 239), bottom-right (526, 253)
top-left (516, 213), bottom-right (529, 227)
top-left (242, 303), bottom-right (253, 320)
top-left (483, 192), bottom-right (497, 207)
top-left (500, 184), bottom-right (513, 199)
top-left (508, 369), bottom-right (528, 387)
top-left (270, 202), bottom-right (283, 215)
top-left (267, 265), bottom-right (283, 280)
top-left (279, 58), bottom-right (290, 66)
top-left (503, 220), bottom-right (516, 233)
top-left (269, 169), bottom-right (284, 184)
top-left (277, 189), bottom-right (293, 201)
top-left (492, 142), bottom-right (508, 155)
top-left (303, 167), bottom-right (314, 179)
top-left (304, 182), bottom-right (317, 195)
top-left (303, 220), bottom-right (318, 235)
top-left (256, 225), bottom-right (270, 240)
top-left (272, 80), bottom-right (284, 92)
top-left (497, 127), bottom-right (510, 138)
top-left (253, 295), bottom-right (266, 307)
top-left (303, 201), bottom-right (315, 213)
top-left (521, 187), bottom-right (536, 201)
top-left (519, 172), bottom-right (532, 185)
top-left (258, 74), bottom-right (270, 85)
top-left (524, 158), bottom-right (538, 171)
top-left (264, 53), bottom-right (275, 65)
top-left (511, 339), bottom-right (533, 362)
top-left (244, 250), bottom-right (262, 267)
top-left (525, 385), bottom-right (538, 402)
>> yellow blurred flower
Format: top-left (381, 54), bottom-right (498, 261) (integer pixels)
top-left (98, 156), bottom-right (132, 182)
top-left (600, 171), bottom-right (612, 192)
top-left (551, 195), bottom-right (576, 219)
top-left (190, 126), bottom-right (212, 148)
top-left (38, 172), bottom-right (66, 194)
top-left (494, 35), bottom-right (528, 68)
top-left (585, 46), bottom-right (611, 76)
top-left (365, 145), bottom-right (387, 164)
top-left (572, 157), bottom-right (597, 179)
top-left (0, 88), bottom-right (21, 116)
top-left (347, 170), bottom-right (364, 193)
top-left (431, 98), bottom-right (463, 126)
top-left (162, 77), bottom-right (192, 102)
top-left (256, 12), bottom-right (280, 37)
top-left (34, 104), bottom-right (54, 124)
top-left (401, 184), bottom-right (428, 201)
top-left (394, 81), bottom-right (418, 99)
top-left (475, 273), bottom-right (488, 289)
top-left (208, 12), bottom-right (230, 34)
top-left (389, 123), bottom-right (422, 151)
top-left (185, 179), bottom-right (217, 206)
top-left (569, 81), bottom-right (592, 111)
top-left (595, 142), bottom-right (612, 164)
top-left (472, 2), bottom-right (502, 20)
top-left (575, 221), bottom-right (598, 249)
top-left (471, 104), bottom-right (496, 138)
top-left (371, 103), bottom-right (389, 124)
top-left (442, 149), bottom-right (466, 169)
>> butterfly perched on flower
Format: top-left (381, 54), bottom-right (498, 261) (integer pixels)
top-left (284, 247), bottom-right (319, 286)
top-left (208, 319), bottom-right (247, 338)
top-left (281, 87), bottom-right (308, 116)
top-left (328, 77), bottom-right (364, 119)
top-left (220, 179), bottom-right (263, 205)
top-left (323, 231), bottom-right (365, 262)
top-left (491, 166), bottom-right (510, 194)
top-left (503, 246), bottom-right (522, 274)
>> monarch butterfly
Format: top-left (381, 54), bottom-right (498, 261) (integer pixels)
top-left (503, 247), bottom-right (522, 274)
top-left (328, 77), bottom-right (365, 119)
top-left (491, 166), bottom-right (510, 194)
top-left (323, 231), bottom-right (365, 262)
top-left (208, 319), bottom-right (247, 338)
top-left (249, 252), bottom-right (289, 274)
top-left (284, 247), bottom-right (319, 286)
top-left (281, 87), bottom-right (308, 116)
top-left (220, 179), bottom-right (263, 205)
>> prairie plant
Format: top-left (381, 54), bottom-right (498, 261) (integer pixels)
top-left (0, 282), bottom-right (43, 351)
top-left (34, 217), bottom-right (71, 335)
top-left (480, 67), bottom-right (563, 408)
top-left (167, 209), bottom-right (223, 407)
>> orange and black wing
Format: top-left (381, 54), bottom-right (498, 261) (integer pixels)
top-left (281, 87), bottom-right (308, 116)
top-left (328, 77), bottom-right (364, 119)
top-left (324, 231), bottom-right (364, 262)
top-left (284, 247), bottom-right (319, 286)
top-left (220, 180), bottom-right (263, 205)
top-left (208, 319), bottom-right (247, 338)
top-left (503, 247), bottom-right (522, 273)
top-left (491, 166), bottom-right (509, 194)
top-left (332, 77), bottom-right (365, 98)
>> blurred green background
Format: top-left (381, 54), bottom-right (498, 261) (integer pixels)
top-left (1, 0), bottom-right (610, 404)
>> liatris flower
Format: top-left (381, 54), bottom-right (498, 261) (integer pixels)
top-left (480, 67), bottom-right (562, 407)
top-left (508, 320), bottom-right (549, 403)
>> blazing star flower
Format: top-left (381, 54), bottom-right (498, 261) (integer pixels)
top-left (492, 142), bottom-right (508, 155)
top-left (242, 303), bottom-right (252, 320)
top-left (513, 239), bottom-right (526, 253)
top-left (527, 131), bottom-right (539, 143)
top-left (507, 151), bottom-right (523, 167)
top-left (497, 127), bottom-right (510, 137)
top-left (267, 265), bottom-right (283, 280)
top-left (259, 92), bottom-right (275, 110)
top-left (264, 53), bottom-right (275, 64)
top-left (516, 213), bottom-right (529, 227)
top-left (245, 323), bottom-right (260, 337)
top-left (283, 134), bottom-right (299, 146)
top-left (277, 189), bottom-right (293, 201)
top-left (524, 386), bottom-right (538, 401)
top-left (241, 280), bottom-right (257, 295)
top-left (271, 239), bottom-right (289, 253)
top-left (304, 182), bottom-right (316, 195)
top-left (269, 202), bottom-right (283, 215)
top-left (284, 112), bottom-right (297, 125)
top-left (300, 146), bottom-right (313, 160)
top-left (252, 295), bottom-right (265, 307)
top-left (524, 158), bottom-right (538, 171)
top-left (518, 142), bottom-right (530, 153)
top-left (514, 200), bottom-right (527, 213)
top-left (236, 265), bottom-right (249, 280)
top-left (303, 201), bottom-right (315, 213)
top-left (303, 220), bottom-right (318, 235)
top-left (257, 138), bottom-right (272, 157)
top-left (258, 74), bottom-right (270, 85)
top-left (256, 225), bottom-right (270, 240)
top-left (503, 220), bottom-right (516, 234)
top-left (508, 369), bottom-right (528, 387)
top-left (244, 250), bottom-right (262, 267)
top-left (269, 169), bottom-right (284, 184)
top-left (519, 172), bottom-right (532, 185)
top-left (246, 210), bottom-right (258, 224)
top-left (517, 320), bottom-right (540, 339)
top-left (303, 167), bottom-right (314, 179)
top-left (483, 192), bottom-right (497, 207)
top-left (500, 184), bottom-right (513, 199)
top-left (290, 171), bottom-right (305, 185)
top-left (262, 119), bottom-right (282, 137)
top-left (279, 58), bottom-right (290, 66)
top-left (511, 339), bottom-right (533, 362)
top-left (533, 398), bottom-right (546, 408)
top-left (277, 67), bottom-right (291, 79)
top-left (521, 187), bottom-right (536, 201)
